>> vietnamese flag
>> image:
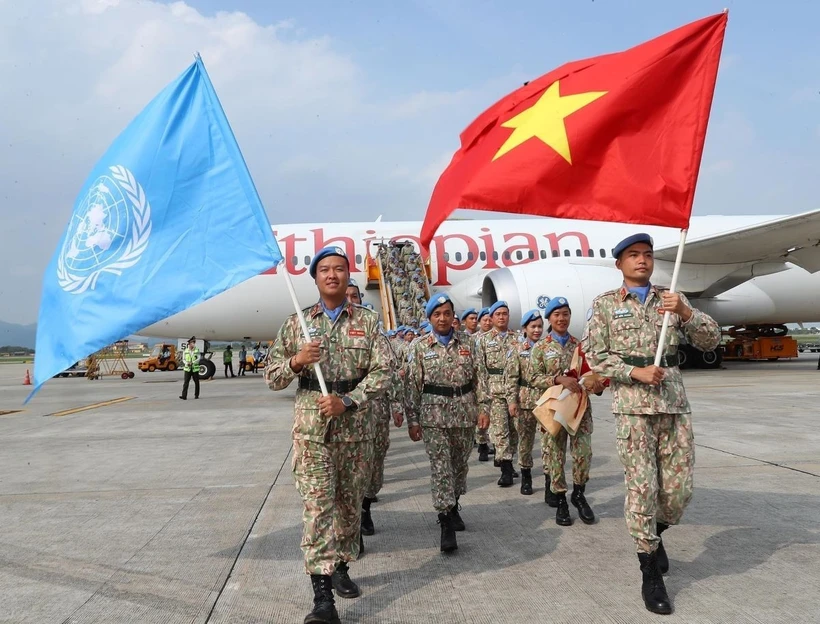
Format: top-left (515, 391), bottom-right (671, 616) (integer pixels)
top-left (420, 12), bottom-right (727, 250)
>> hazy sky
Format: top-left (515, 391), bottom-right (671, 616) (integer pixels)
top-left (1, 0), bottom-right (818, 324)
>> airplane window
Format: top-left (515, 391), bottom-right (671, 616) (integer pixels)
top-left (575, 249), bottom-right (582, 257)
top-left (552, 250), bottom-right (560, 258)
top-left (563, 250), bottom-right (570, 257)
top-left (292, 256), bottom-right (298, 265)
top-left (467, 252), bottom-right (474, 260)
top-left (492, 251), bottom-right (499, 260)
top-left (516, 251), bottom-right (523, 260)
top-left (304, 255), bottom-right (310, 265)
top-left (479, 251), bottom-right (486, 261)
top-left (540, 250), bottom-right (547, 259)
top-left (455, 252), bottom-right (462, 261)
top-left (600, 249), bottom-right (606, 257)
top-left (356, 254), bottom-right (362, 264)
top-left (528, 250), bottom-right (535, 260)
top-left (504, 251), bottom-right (511, 260)
top-left (443, 252), bottom-right (450, 261)
top-left (587, 249), bottom-right (594, 257)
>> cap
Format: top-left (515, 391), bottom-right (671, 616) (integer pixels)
top-left (425, 293), bottom-right (453, 318)
top-left (477, 307), bottom-right (490, 321)
top-left (612, 233), bottom-right (654, 259)
top-left (460, 308), bottom-right (478, 321)
top-left (520, 308), bottom-right (542, 327)
top-left (420, 321), bottom-right (432, 333)
top-left (489, 300), bottom-right (509, 316)
top-left (544, 297), bottom-right (570, 318)
top-left (309, 246), bottom-right (349, 279)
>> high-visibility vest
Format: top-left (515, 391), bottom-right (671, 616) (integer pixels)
top-left (183, 348), bottom-right (201, 372)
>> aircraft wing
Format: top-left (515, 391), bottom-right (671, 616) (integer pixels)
top-left (654, 209), bottom-right (820, 273)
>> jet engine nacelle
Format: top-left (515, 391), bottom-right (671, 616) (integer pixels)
top-left (481, 261), bottom-right (623, 336)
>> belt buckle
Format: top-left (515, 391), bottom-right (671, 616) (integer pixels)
top-left (454, 386), bottom-right (463, 397)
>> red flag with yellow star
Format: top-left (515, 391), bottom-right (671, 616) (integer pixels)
top-left (420, 12), bottom-right (727, 249)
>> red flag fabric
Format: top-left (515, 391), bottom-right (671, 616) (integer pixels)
top-left (420, 12), bottom-right (727, 250)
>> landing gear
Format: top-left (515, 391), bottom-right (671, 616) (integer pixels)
top-left (198, 359), bottom-right (216, 380)
top-left (678, 344), bottom-right (722, 370)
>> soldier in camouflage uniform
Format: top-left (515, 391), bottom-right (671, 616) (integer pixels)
top-left (406, 293), bottom-right (490, 552)
top-left (532, 298), bottom-right (603, 526)
top-left (461, 308), bottom-right (479, 335)
top-left (477, 307), bottom-right (493, 334)
top-left (512, 309), bottom-right (545, 496)
top-left (264, 246), bottom-right (390, 624)
top-left (475, 301), bottom-right (520, 486)
top-left (582, 233), bottom-right (721, 616)
top-left (473, 307), bottom-right (494, 460)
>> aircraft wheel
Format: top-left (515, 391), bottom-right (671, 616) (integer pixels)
top-left (701, 348), bottom-right (722, 369)
top-left (199, 359), bottom-right (216, 379)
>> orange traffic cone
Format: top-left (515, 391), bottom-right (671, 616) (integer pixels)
top-left (23, 369), bottom-right (31, 386)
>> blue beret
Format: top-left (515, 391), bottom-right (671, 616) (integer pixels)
top-left (425, 293), bottom-right (453, 318)
top-left (477, 307), bottom-right (490, 320)
top-left (460, 308), bottom-right (478, 321)
top-left (387, 330), bottom-right (396, 337)
top-left (309, 246), bottom-right (349, 278)
top-left (420, 321), bottom-right (432, 332)
top-left (521, 308), bottom-right (542, 327)
top-left (612, 233), bottom-right (654, 259)
top-left (489, 300), bottom-right (509, 316)
top-left (544, 296), bottom-right (570, 318)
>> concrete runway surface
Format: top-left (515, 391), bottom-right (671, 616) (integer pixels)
top-left (1, 356), bottom-right (818, 623)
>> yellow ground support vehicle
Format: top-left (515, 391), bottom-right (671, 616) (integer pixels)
top-left (138, 343), bottom-right (179, 372)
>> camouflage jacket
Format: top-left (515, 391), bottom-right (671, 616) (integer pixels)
top-left (582, 285), bottom-right (721, 414)
top-left (531, 333), bottom-right (592, 416)
top-left (371, 335), bottom-right (404, 420)
top-left (475, 328), bottom-right (519, 406)
top-left (514, 338), bottom-right (543, 409)
top-left (406, 331), bottom-right (489, 428)
top-left (265, 300), bottom-right (390, 442)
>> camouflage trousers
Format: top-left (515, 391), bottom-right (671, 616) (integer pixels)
top-left (421, 426), bottom-right (474, 512)
top-left (475, 423), bottom-right (490, 445)
top-left (489, 398), bottom-right (518, 462)
top-left (365, 414), bottom-right (391, 499)
top-left (546, 411), bottom-right (593, 493)
top-left (292, 438), bottom-right (374, 575)
top-left (516, 409), bottom-right (538, 469)
top-left (615, 412), bottom-right (695, 554)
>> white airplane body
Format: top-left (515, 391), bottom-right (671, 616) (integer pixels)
top-left (141, 212), bottom-right (820, 341)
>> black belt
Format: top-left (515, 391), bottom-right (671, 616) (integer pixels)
top-left (298, 376), bottom-right (364, 394)
top-left (423, 382), bottom-right (474, 398)
top-left (519, 379), bottom-right (537, 389)
top-left (621, 353), bottom-right (680, 368)
top-left (486, 367), bottom-right (505, 375)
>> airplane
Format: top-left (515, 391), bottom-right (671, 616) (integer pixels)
top-left (141, 209), bottom-right (820, 368)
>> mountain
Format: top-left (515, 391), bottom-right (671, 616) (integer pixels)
top-left (0, 321), bottom-right (37, 349)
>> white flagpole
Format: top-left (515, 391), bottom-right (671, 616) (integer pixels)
top-left (654, 228), bottom-right (689, 367)
top-left (281, 267), bottom-right (329, 396)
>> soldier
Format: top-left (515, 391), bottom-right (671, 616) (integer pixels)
top-left (582, 233), bottom-right (721, 615)
top-left (475, 301), bottom-right (520, 486)
top-left (532, 298), bottom-right (602, 526)
top-left (473, 307), bottom-right (493, 460)
top-left (461, 308), bottom-right (479, 335)
top-left (477, 307), bottom-right (493, 334)
top-left (179, 337), bottom-right (200, 400)
top-left (346, 278), bottom-right (362, 305)
top-left (512, 309), bottom-right (544, 496)
top-left (452, 316), bottom-right (462, 332)
top-left (264, 246), bottom-right (390, 624)
top-left (406, 293), bottom-right (489, 551)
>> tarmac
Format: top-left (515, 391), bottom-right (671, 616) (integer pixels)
top-left (0, 355), bottom-right (818, 624)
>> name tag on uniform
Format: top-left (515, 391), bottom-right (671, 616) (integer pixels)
top-left (520, 351), bottom-right (530, 357)
top-left (613, 308), bottom-right (633, 319)
top-left (308, 327), bottom-right (321, 337)
top-left (348, 329), bottom-right (366, 337)
top-left (458, 349), bottom-right (471, 356)
top-left (487, 340), bottom-right (497, 347)
top-left (424, 351), bottom-right (438, 360)
top-left (545, 352), bottom-right (559, 360)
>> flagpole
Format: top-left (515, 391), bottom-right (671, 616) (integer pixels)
top-left (654, 228), bottom-right (688, 367)
top-left (281, 267), bottom-right (329, 396)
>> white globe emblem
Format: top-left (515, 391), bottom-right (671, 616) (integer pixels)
top-left (57, 165), bottom-right (151, 294)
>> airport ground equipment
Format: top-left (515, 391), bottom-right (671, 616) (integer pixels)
top-left (86, 340), bottom-right (135, 380)
top-left (721, 324), bottom-right (798, 361)
top-left (138, 343), bottom-right (179, 372)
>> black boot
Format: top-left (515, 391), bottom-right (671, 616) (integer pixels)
top-left (544, 476), bottom-right (558, 507)
top-left (638, 551), bottom-right (673, 614)
top-left (357, 532), bottom-right (364, 560)
top-left (520, 468), bottom-right (533, 495)
top-left (438, 512), bottom-right (458, 552)
top-left (555, 492), bottom-right (572, 526)
top-left (450, 498), bottom-right (465, 532)
top-left (512, 468), bottom-right (519, 478)
top-left (570, 483), bottom-right (595, 524)
top-left (493, 457), bottom-right (501, 468)
top-left (478, 443), bottom-right (490, 462)
top-left (488, 445), bottom-right (496, 456)
top-left (497, 460), bottom-right (514, 487)
top-left (305, 575), bottom-right (340, 624)
top-left (361, 497), bottom-right (375, 536)
top-left (656, 522), bottom-right (670, 574)
top-left (331, 561), bottom-right (360, 599)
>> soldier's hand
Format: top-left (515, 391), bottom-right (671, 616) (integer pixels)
top-left (556, 375), bottom-right (582, 393)
top-left (590, 378), bottom-right (606, 395)
top-left (408, 424), bottom-right (422, 441)
top-left (630, 365), bottom-right (664, 386)
top-left (295, 341), bottom-right (322, 367)
top-left (393, 412), bottom-right (404, 428)
top-left (509, 403), bottom-right (519, 418)
top-left (478, 413), bottom-right (490, 430)
top-left (317, 394), bottom-right (346, 417)
top-left (659, 292), bottom-right (692, 322)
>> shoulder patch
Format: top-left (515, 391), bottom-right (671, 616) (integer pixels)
top-left (586, 307), bottom-right (593, 321)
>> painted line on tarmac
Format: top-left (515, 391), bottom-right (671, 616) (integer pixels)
top-left (47, 397), bottom-right (135, 418)
top-left (0, 410), bottom-right (24, 416)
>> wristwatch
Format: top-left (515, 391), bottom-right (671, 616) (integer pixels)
top-left (341, 396), bottom-right (358, 412)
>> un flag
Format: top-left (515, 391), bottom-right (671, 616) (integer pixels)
top-left (29, 56), bottom-right (282, 400)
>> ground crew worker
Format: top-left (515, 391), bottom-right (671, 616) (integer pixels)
top-left (406, 293), bottom-right (489, 552)
top-left (475, 301), bottom-right (520, 486)
top-left (223, 345), bottom-right (235, 378)
top-left (264, 246), bottom-right (390, 624)
top-left (461, 308), bottom-right (478, 335)
top-left (532, 298), bottom-right (601, 526)
top-left (179, 337), bottom-right (200, 400)
top-left (238, 345), bottom-right (247, 376)
top-left (582, 233), bottom-right (721, 616)
top-left (512, 309), bottom-right (544, 496)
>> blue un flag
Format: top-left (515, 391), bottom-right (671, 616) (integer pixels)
top-left (29, 56), bottom-right (282, 400)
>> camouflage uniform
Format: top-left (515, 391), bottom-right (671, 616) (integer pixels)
top-left (265, 301), bottom-right (390, 574)
top-left (471, 331), bottom-right (491, 446)
top-left (407, 331), bottom-right (489, 511)
top-left (582, 285), bottom-right (720, 553)
top-left (513, 338), bottom-right (542, 469)
top-left (531, 334), bottom-right (593, 492)
top-left (475, 329), bottom-right (520, 461)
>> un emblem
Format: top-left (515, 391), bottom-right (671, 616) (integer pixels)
top-left (537, 295), bottom-right (551, 309)
top-left (57, 165), bottom-right (151, 294)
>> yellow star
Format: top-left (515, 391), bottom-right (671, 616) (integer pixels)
top-left (493, 80), bottom-right (607, 164)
